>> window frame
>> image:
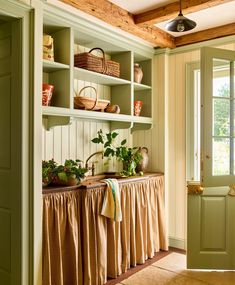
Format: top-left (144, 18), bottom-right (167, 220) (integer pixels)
top-left (201, 47), bottom-right (235, 187)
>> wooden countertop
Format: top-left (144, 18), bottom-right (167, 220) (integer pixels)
top-left (42, 172), bottom-right (163, 194)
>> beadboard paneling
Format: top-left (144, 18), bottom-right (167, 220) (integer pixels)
top-left (134, 49), bottom-right (202, 246)
top-left (42, 119), bottom-right (132, 174)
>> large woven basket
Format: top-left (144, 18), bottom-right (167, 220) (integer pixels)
top-left (74, 48), bottom-right (120, 78)
top-left (74, 86), bottom-right (110, 111)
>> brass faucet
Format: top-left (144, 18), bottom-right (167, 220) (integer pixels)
top-left (85, 151), bottom-right (104, 176)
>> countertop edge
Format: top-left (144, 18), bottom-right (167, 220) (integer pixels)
top-left (42, 172), bottom-right (164, 194)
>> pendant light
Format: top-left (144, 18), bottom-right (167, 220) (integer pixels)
top-left (165, 0), bottom-right (196, 32)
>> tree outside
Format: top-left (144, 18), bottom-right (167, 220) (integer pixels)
top-left (213, 81), bottom-right (232, 175)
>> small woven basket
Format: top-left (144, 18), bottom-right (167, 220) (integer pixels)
top-left (74, 48), bottom-right (120, 78)
top-left (74, 86), bottom-right (110, 111)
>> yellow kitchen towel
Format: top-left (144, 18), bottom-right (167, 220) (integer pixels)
top-left (101, 178), bottom-right (122, 222)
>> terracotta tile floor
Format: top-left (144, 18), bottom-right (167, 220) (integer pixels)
top-left (114, 253), bottom-right (235, 285)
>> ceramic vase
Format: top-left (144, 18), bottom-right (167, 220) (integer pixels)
top-left (42, 83), bottom-right (54, 106)
top-left (136, 147), bottom-right (149, 173)
top-left (134, 63), bottom-right (143, 84)
top-left (134, 100), bottom-right (143, 116)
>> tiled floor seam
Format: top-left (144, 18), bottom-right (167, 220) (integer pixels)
top-left (149, 265), bottom-right (212, 285)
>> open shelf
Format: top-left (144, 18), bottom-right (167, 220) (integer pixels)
top-left (134, 82), bottom-right (151, 91)
top-left (43, 106), bottom-right (152, 125)
top-left (43, 106), bottom-right (132, 122)
top-left (43, 59), bottom-right (69, 72)
top-left (42, 15), bottom-right (153, 131)
top-left (132, 116), bottom-right (152, 124)
top-left (74, 67), bottom-right (131, 86)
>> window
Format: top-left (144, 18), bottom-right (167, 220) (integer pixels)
top-left (212, 60), bottom-right (234, 176)
top-left (187, 47), bottom-right (235, 187)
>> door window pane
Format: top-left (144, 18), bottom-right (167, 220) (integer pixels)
top-left (213, 59), bottom-right (230, 98)
top-left (213, 98), bottom-right (230, 136)
top-left (213, 138), bottom-right (230, 175)
top-left (234, 100), bottom-right (235, 136)
top-left (234, 65), bottom-right (235, 98)
top-left (234, 139), bottom-right (235, 175)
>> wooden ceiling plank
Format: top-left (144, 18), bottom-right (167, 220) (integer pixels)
top-left (60, 0), bottom-right (175, 48)
top-left (134, 0), bottom-right (234, 26)
top-left (175, 22), bottom-right (235, 46)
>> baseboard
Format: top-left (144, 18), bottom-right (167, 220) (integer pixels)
top-left (168, 236), bottom-right (186, 250)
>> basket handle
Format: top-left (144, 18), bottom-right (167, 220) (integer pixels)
top-left (89, 47), bottom-right (107, 74)
top-left (75, 86), bottom-right (98, 110)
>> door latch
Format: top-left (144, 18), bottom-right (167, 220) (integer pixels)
top-left (187, 181), bottom-right (203, 195)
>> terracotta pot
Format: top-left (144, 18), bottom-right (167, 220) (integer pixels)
top-left (134, 100), bottom-right (143, 116)
top-left (134, 63), bottom-right (143, 84)
top-left (136, 147), bottom-right (149, 173)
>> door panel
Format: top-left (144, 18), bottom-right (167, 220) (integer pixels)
top-left (0, 20), bottom-right (22, 285)
top-left (0, 173), bottom-right (10, 208)
top-left (0, 211), bottom-right (11, 271)
top-left (187, 47), bottom-right (235, 270)
top-left (188, 187), bottom-right (235, 269)
top-left (201, 196), bottom-right (226, 250)
top-left (0, 76), bottom-right (11, 168)
top-left (0, 23), bottom-right (12, 283)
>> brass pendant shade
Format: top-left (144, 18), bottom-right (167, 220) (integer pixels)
top-left (165, 1), bottom-right (196, 32)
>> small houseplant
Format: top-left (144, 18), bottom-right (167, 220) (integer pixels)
top-left (91, 130), bottom-right (142, 176)
top-left (42, 159), bottom-right (57, 186)
top-left (42, 159), bottom-right (87, 186)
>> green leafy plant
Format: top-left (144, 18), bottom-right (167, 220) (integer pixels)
top-left (91, 130), bottom-right (142, 176)
top-left (42, 159), bottom-right (57, 185)
top-left (42, 159), bottom-right (87, 186)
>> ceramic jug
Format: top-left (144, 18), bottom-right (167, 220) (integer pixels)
top-left (136, 147), bottom-right (149, 172)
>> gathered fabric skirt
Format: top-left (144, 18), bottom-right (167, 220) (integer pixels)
top-left (42, 175), bottom-right (168, 285)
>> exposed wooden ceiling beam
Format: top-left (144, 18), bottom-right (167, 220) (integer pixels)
top-left (60, 0), bottom-right (175, 48)
top-left (175, 22), bottom-right (235, 46)
top-left (134, 0), bottom-right (233, 26)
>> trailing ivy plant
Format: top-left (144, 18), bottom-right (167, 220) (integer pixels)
top-left (91, 129), bottom-right (142, 176)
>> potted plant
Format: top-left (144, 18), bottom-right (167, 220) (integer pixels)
top-left (42, 159), bottom-right (87, 186)
top-left (42, 159), bottom-right (57, 186)
top-left (91, 130), bottom-right (142, 176)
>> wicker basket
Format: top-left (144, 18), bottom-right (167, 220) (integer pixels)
top-left (74, 86), bottom-right (110, 111)
top-left (74, 48), bottom-right (120, 78)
